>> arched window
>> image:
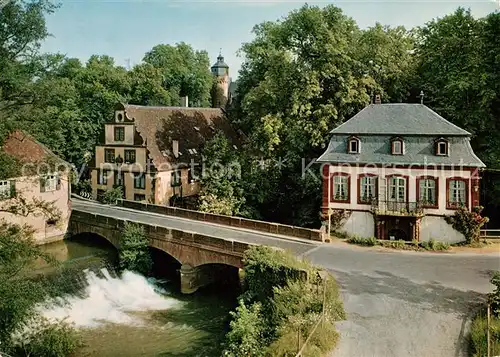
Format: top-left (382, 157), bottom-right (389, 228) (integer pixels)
top-left (435, 138), bottom-right (449, 156)
top-left (347, 136), bottom-right (360, 154)
top-left (391, 137), bottom-right (404, 155)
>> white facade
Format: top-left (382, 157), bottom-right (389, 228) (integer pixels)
top-left (326, 165), bottom-right (475, 214)
top-left (326, 164), bottom-right (478, 243)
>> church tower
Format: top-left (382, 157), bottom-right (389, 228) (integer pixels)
top-left (211, 50), bottom-right (230, 100)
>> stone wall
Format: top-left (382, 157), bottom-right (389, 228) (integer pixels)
top-left (118, 200), bottom-right (324, 242)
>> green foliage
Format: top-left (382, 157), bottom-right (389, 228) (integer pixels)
top-left (198, 133), bottom-right (246, 216)
top-left (223, 246), bottom-right (345, 357)
top-left (0, 152), bottom-right (21, 180)
top-left (347, 236), bottom-right (379, 246)
top-left (143, 42), bottom-right (213, 107)
top-left (420, 238), bottom-right (450, 251)
top-left (14, 317), bottom-right (82, 357)
top-left (99, 186), bottom-right (123, 205)
top-left (0, 221), bottom-right (81, 356)
top-left (445, 206), bottom-right (489, 244)
top-left (470, 310), bottom-right (500, 357)
top-left (118, 222), bottom-right (152, 275)
top-left (222, 301), bottom-right (266, 357)
top-left (491, 272), bottom-right (500, 317)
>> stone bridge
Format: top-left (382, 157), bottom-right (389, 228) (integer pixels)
top-left (69, 199), bottom-right (320, 293)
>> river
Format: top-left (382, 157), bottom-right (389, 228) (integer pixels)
top-left (36, 236), bottom-right (238, 357)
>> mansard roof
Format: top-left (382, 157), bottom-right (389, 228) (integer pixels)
top-left (330, 103), bottom-right (471, 136)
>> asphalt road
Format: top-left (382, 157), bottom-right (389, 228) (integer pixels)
top-left (303, 243), bottom-right (500, 357)
top-left (72, 199), bottom-right (500, 357)
top-left (72, 200), bottom-right (317, 256)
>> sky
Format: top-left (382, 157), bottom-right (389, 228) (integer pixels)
top-left (41, 0), bottom-right (499, 79)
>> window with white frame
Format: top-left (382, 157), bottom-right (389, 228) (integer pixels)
top-left (0, 180), bottom-right (11, 199)
top-left (347, 137), bottom-right (360, 154)
top-left (448, 179), bottom-right (467, 207)
top-left (419, 178), bottom-right (437, 206)
top-left (134, 173), bottom-right (146, 189)
top-left (388, 176), bottom-right (406, 202)
top-left (360, 175), bottom-right (377, 203)
top-left (436, 140), bottom-right (448, 156)
top-left (333, 175), bottom-right (349, 201)
top-left (42, 174), bottom-right (58, 192)
top-left (98, 170), bottom-right (108, 185)
top-left (391, 139), bottom-right (404, 155)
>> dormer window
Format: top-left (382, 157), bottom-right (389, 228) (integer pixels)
top-left (347, 136), bottom-right (360, 154)
top-left (435, 138), bottom-right (449, 156)
top-left (391, 137), bottom-right (404, 155)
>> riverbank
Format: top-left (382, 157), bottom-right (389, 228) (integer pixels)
top-left (28, 238), bottom-right (239, 357)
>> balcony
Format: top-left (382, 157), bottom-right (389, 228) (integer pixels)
top-left (371, 200), bottom-right (424, 217)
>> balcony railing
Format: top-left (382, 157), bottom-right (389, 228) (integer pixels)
top-left (371, 200), bottom-right (424, 216)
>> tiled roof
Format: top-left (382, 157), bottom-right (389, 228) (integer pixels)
top-left (2, 130), bottom-right (63, 165)
top-left (330, 104), bottom-right (471, 136)
top-left (119, 104), bottom-right (243, 170)
top-left (317, 135), bottom-right (485, 167)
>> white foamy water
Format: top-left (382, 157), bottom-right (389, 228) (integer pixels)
top-left (39, 268), bottom-right (181, 328)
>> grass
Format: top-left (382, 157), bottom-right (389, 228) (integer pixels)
top-left (346, 236), bottom-right (450, 251)
top-left (470, 310), bottom-right (500, 357)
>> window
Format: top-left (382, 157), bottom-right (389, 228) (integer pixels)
top-left (188, 164), bottom-right (201, 183)
top-left (134, 194), bottom-right (146, 202)
top-left (41, 174), bottom-right (60, 193)
top-left (388, 176), bottom-right (407, 202)
top-left (105, 149), bottom-right (115, 163)
top-left (359, 175), bottom-right (377, 203)
top-left (436, 139), bottom-right (449, 156)
top-left (418, 177), bottom-right (438, 207)
top-left (347, 137), bottom-right (360, 154)
top-left (447, 178), bottom-right (467, 208)
top-left (98, 170), bottom-right (108, 185)
top-left (331, 173), bottom-right (350, 202)
top-left (134, 173), bottom-right (146, 189)
top-left (391, 138), bottom-right (404, 155)
top-left (114, 127), bottom-right (125, 141)
top-left (125, 149), bottom-right (136, 164)
top-left (0, 180), bottom-right (13, 199)
top-left (114, 171), bottom-right (125, 186)
top-left (171, 170), bottom-right (182, 187)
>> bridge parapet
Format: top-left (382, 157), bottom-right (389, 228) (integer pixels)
top-left (117, 200), bottom-right (325, 242)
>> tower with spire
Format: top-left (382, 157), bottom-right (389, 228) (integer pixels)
top-left (211, 49), bottom-right (230, 100)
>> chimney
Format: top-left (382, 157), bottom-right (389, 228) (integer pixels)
top-left (180, 96), bottom-right (189, 108)
top-left (172, 140), bottom-right (179, 158)
top-left (374, 94), bottom-right (381, 104)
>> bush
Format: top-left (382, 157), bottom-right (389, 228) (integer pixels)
top-left (420, 239), bottom-right (450, 251)
top-left (223, 246), bottom-right (345, 357)
top-left (381, 240), bottom-right (406, 250)
top-left (445, 206), bottom-right (489, 244)
top-left (470, 311), bottom-right (500, 357)
top-left (347, 236), bottom-right (378, 246)
top-left (15, 317), bottom-right (81, 357)
top-left (99, 186), bottom-right (123, 205)
top-left (223, 301), bottom-right (266, 357)
top-left (118, 222), bottom-right (152, 275)
top-left (491, 272), bottom-right (500, 317)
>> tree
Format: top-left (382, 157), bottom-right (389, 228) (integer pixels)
top-left (118, 222), bottom-right (152, 275)
top-left (198, 133), bottom-right (246, 216)
top-left (354, 23), bottom-right (416, 103)
top-left (144, 42), bottom-right (213, 107)
top-left (236, 5), bottom-right (370, 160)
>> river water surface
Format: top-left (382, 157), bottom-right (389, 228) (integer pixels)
top-left (37, 237), bottom-right (236, 357)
